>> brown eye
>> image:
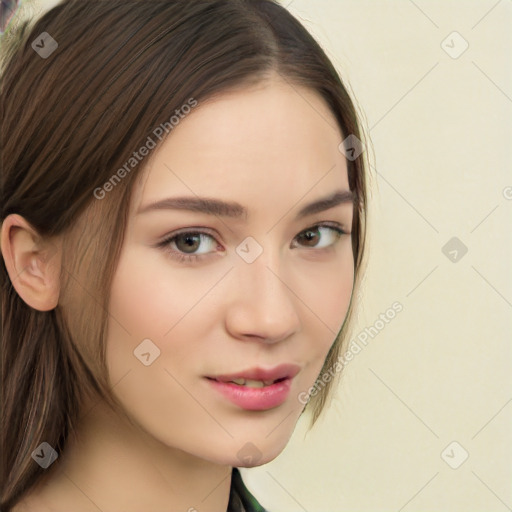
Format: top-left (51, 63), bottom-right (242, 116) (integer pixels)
top-left (174, 233), bottom-right (202, 254)
top-left (297, 227), bottom-right (321, 247)
top-left (293, 223), bottom-right (346, 250)
top-left (157, 230), bottom-right (219, 263)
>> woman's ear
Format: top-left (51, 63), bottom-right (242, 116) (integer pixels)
top-left (0, 214), bottom-right (62, 311)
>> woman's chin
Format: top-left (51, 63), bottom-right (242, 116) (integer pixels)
top-left (229, 438), bottom-right (288, 468)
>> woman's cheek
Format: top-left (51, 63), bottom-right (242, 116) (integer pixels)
top-left (109, 246), bottom-right (184, 337)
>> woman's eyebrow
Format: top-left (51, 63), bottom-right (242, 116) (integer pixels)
top-left (136, 189), bottom-right (355, 220)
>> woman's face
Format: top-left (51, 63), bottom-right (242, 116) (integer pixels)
top-left (105, 76), bottom-right (355, 467)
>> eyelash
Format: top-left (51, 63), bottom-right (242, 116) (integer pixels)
top-left (156, 222), bottom-right (349, 264)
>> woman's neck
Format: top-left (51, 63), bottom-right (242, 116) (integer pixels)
top-left (14, 401), bottom-right (232, 512)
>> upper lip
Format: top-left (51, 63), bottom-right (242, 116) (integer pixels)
top-left (207, 363), bottom-right (301, 383)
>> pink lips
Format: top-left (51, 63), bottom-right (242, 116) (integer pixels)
top-left (207, 364), bottom-right (300, 384)
top-left (205, 364), bottom-right (300, 411)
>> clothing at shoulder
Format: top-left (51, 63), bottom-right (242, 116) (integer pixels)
top-left (228, 468), bottom-right (269, 512)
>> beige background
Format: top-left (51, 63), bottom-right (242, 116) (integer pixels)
top-left (12, 0), bottom-right (512, 510)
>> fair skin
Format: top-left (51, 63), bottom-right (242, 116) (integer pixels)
top-left (3, 75), bottom-right (354, 512)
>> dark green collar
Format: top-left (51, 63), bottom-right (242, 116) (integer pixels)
top-left (227, 468), bottom-right (269, 512)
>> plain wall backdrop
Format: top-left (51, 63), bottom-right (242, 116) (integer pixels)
top-left (6, 1), bottom-right (512, 511)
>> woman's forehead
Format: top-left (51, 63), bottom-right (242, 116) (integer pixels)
top-left (132, 80), bottom-right (347, 212)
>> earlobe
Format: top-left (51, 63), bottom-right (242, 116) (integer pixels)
top-left (0, 214), bottom-right (62, 311)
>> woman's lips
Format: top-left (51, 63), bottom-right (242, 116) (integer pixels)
top-left (206, 363), bottom-right (301, 384)
top-left (205, 376), bottom-right (293, 411)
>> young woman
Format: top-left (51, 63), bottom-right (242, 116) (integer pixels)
top-left (0, 1), bottom-right (368, 510)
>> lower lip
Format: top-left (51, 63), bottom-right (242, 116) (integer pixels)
top-left (205, 377), bottom-right (292, 411)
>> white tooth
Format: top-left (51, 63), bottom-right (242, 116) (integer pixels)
top-left (244, 379), bottom-right (265, 388)
top-left (229, 378), bottom-right (274, 387)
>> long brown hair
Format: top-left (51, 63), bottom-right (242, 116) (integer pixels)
top-left (0, 0), bottom-right (368, 509)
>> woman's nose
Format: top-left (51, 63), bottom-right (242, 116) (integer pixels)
top-left (223, 250), bottom-right (302, 344)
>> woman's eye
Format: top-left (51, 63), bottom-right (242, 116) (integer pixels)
top-left (157, 223), bottom-right (348, 263)
top-left (292, 224), bottom-right (347, 250)
top-left (157, 231), bottom-right (219, 263)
